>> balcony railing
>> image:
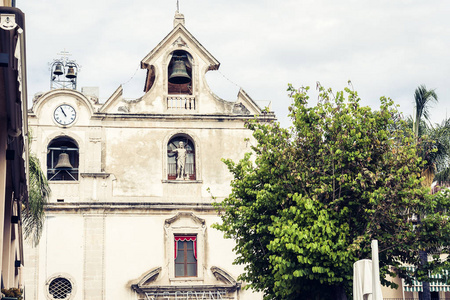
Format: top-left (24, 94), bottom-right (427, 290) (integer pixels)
top-left (167, 163), bottom-right (195, 180)
top-left (167, 96), bottom-right (196, 110)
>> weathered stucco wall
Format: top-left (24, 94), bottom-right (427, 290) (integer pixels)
top-left (24, 13), bottom-right (273, 300)
top-left (25, 209), bottom-right (263, 300)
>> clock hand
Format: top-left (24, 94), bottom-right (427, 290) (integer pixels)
top-left (60, 107), bottom-right (67, 117)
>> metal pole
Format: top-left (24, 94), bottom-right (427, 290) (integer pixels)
top-left (372, 240), bottom-right (381, 300)
top-left (420, 249), bottom-right (431, 300)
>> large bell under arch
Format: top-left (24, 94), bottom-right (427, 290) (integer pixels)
top-left (47, 137), bottom-right (79, 181)
top-left (167, 50), bottom-right (193, 95)
top-left (168, 58), bottom-right (191, 84)
top-left (54, 153), bottom-right (73, 169)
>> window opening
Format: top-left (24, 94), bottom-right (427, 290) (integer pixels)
top-left (167, 136), bottom-right (195, 180)
top-left (174, 236), bottom-right (197, 277)
top-left (47, 137), bottom-right (79, 181)
top-left (49, 277), bottom-right (72, 299)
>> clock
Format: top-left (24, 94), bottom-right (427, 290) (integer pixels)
top-left (54, 104), bottom-right (76, 126)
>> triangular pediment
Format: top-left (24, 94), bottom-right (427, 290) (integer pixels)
top-left (95, 16), bottom-right (275, 118)
top-left (141, 23), bottom-right (219, 70)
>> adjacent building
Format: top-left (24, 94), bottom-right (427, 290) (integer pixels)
top-left (24, 11), bottom-right (274, 300)
top-left (0, 3), bottom-right (28, 294)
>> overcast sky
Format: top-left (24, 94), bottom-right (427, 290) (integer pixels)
top-left (19, 0), bottom-right (450, 128)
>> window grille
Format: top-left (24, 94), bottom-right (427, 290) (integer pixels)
top-left (49, 277), bottom-right (72, 299)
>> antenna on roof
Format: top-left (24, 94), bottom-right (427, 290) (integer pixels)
top-left (177, 0), bottom-right (180, 12)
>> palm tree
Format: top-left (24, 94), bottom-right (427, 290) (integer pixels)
top-left (416, 119), bottom-right (450, 188)
top-left (413, 85), bottom-right (438, 138)
top-left (411, 85), bottom-right (448, 300)
top-left (23, 138), bottom-right (50, 246)
top-left (429, 118), bottom-right (450, 185)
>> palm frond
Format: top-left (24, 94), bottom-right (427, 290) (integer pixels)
top-left (413, 85), bottom-right (438, 137)
top-left (415, 117), bottom-right (450, 185)
top-left (23, 153), bottom-right (50, 246)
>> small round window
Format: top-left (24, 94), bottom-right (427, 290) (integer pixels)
top-left (48, 277), bottom-right (72, 299)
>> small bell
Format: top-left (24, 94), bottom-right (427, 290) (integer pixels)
top-left (53, 63), bottom-right (64, 76)
top-left (66, 66), bottom-right (77, 79)
top-left (55, 153), bottom-right (73, 169)
top-left (168, 58), bottom-right (191, 84)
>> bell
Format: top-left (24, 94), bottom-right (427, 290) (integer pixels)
top-left (168, 59), bottom-right (191, 84)
top-left (53, 63), bottom-right (64, 76)
top-left (66, 66), bottom-right (77, 79)
top-left (54, 153), bottom-right (73, 169)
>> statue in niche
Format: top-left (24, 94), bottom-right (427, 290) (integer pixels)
top-left (167, 137), bottom-right (195, 180)
top-left (171, 141), bottom-right (187, 179)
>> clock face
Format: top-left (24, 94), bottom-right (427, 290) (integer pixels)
top-left (54, 104), bottom-right (76, 125)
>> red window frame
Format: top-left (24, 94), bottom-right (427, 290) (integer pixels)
top-left (174, 235), bottom-right (197, 277)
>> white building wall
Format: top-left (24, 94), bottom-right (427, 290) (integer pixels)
top-left (24, 13), bottom-right (271, 300)
top-left (26, 210), bottom-right (263, 300)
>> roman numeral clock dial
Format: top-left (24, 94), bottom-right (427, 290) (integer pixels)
top-left (54, 104), bottom-right (76, 126)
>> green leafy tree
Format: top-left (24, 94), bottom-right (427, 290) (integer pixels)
top-left (214, 84), bottom-right (450, 300)
top-left (23, 137), bottom-right (50, 246)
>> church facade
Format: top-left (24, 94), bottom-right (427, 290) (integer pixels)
top-left (24, 12), bottom-right (274, 300)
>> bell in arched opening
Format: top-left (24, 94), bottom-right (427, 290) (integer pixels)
top-left (168, 57), bottom-right (191, 84)
top-left (55, 153), bottom-right (73, 169)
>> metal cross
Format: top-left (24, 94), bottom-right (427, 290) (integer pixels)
top-left (56, 49), bottom-right (72, 63)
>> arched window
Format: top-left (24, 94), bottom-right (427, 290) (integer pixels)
top-left (167, 135), bottom-right (195, 180)
top-left (167, 50), bottom-right (193, 95)
top-left (47, 137), bottom-right (79, 181)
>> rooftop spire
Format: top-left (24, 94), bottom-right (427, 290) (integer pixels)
top-left (174, 0), bottom-right (185, 27)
